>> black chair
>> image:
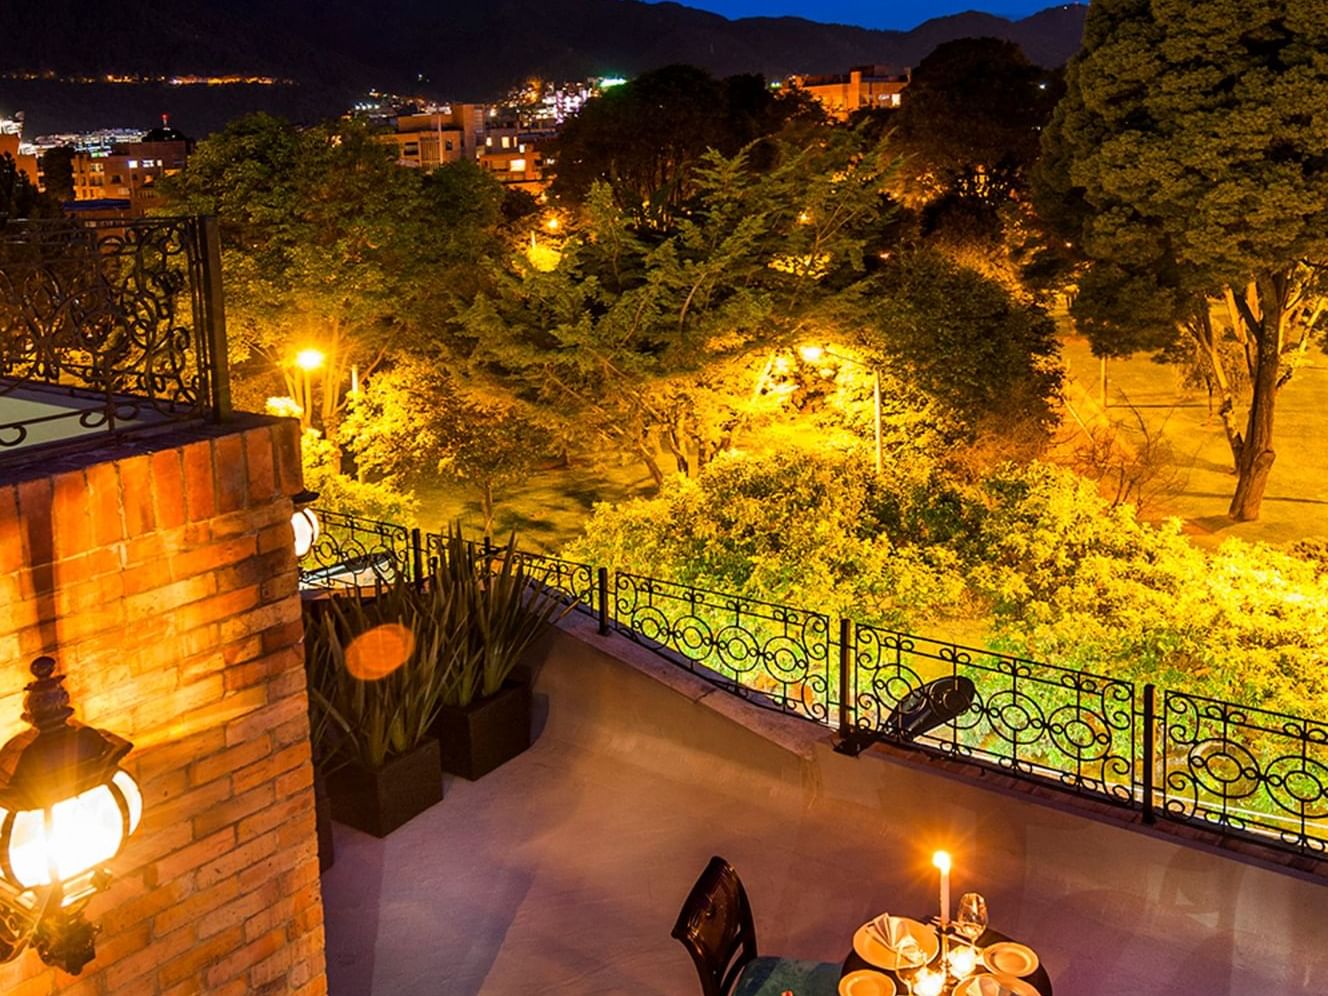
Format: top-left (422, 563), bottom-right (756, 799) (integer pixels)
top-left (672, 856), bottom-right (839, 996)
top-left (883, 675), bottom-right (976, 741)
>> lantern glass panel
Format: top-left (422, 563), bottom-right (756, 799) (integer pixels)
top-left (8, 785), bottom-right (127, 889)
top-left (292, 508), bottom-right (320, 558)
top-left (112, 771), bottom-right (142, 833)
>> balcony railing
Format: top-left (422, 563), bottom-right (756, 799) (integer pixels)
top-left (300, 515), bottom-right (1328, 861)
top-left (0, 216), bottom-right (229, 459)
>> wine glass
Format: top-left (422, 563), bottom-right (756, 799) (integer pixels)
top-left (893, 936), bottom-right (928, 996)
top-left (956, 892), bottom-right (988, 943)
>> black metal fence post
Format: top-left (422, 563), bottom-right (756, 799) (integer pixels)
top-left (838, 618), bottom-right (853, 738)
top-left (1143, 683), bottom-right (1156, 825)
top-left (410, 528), bottom-right (423, 587)
top-left (597, 567), bottom-right (610, 635)
top-left (198, 215), bottom-right (231, 422)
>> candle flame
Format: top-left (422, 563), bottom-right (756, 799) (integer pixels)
top-left (932, 850), bottom-right (951, 872)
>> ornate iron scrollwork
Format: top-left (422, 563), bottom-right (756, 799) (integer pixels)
top-left (613, 572), bottom-right (832, 722)
top-left (0, 218), bottom-right (219, 454)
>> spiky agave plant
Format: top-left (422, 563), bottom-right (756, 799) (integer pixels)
top-left (433, 526), bottom-right (566, 709)
top-left (306, 578), bottom-right (476, 769)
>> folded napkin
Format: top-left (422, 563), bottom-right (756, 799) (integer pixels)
top-left (869, 913), bottom-right (910, 950)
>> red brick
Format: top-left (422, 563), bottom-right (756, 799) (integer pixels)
top-left (0, 485), bottom-right (20, 573)
top-left (191, 734), bottom-right (271, 787)
top-left (16, 475), bottom-right (55, 567)
top-left (157, 924), bottom-right (245, 988)
top-left (225, 693), bottom-right (304, 748)
top-left (154, 827), bottom-right (237, 885)
top-left (197, 882), bottom-right (278, 941)
top-left (182, 438), bottom-right (217, 521)
top-left (194, 781), bottom-right (276, 837)
top-left (51, 469), bottom-right (92, 561)
top-left (119, 454), bottom-right (155, 537)
top-left (271, 420), bottom-right (303, 495)
top-left (244, 427), bottom-right (278, 503)
top-left (214, 435), bottom-right (248, 513)
top-left (196, 829), bottom-right (279, 889)
top-left (103, 925), bottom-right (197, 992)
top-left (235, 790), bottom-right (311, 846)
top-left (234, 742), bottom-right (306, 796)
top-left (204, 926), bottom-right (286, 989)
top-left (85, 460), bottom-right (124, 546)
top-left (151, 447), bottom-right (187, 529)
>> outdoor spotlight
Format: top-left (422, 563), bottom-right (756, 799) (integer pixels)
top-left (798, 344), bottom-right (825, 363)
top-left (291, 489), bottom-right (321, 559)
top-left (0, 657), bottom-right (142, 974)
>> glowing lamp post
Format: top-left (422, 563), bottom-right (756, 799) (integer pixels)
top-left (293, 348), bottom-right (326, 429)
top-left (798, 344), bottom-right (883, 475)
top-left (0, 657), bottom-right (142, 974)
top-left (291, 489), bottom-right (321, 560)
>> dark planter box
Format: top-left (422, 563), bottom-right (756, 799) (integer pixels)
top-left (314, 772), bottom-right (335, 871)
top-left (432, 680), bottom-right (532, 780)
top-left (328, 737), bottom-right (443, 838)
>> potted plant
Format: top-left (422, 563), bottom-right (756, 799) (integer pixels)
top-left (305, 580), bottom-right (463, 837)
top-left (429, 529), bottom-right (564, 780)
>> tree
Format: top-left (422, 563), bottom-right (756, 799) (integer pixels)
top-left (0, 153), bottom-right (56, 220)
top-left (160, 114), bottom-right (504, 441)
top-left (37, 146), bottom-right (75, 203)
top-left (1034, 0), bottom-right (1328, 521)
top-left (340, 358), bottom-right (549, 536)
top-left (550, 65), bottom-right (820, 223)
top-left (867, 248), bottom-right (1063, 437)
top-left (889, 38), bottom-right (1062, 213)
top-left (463, 129), bottom-right (899, 484)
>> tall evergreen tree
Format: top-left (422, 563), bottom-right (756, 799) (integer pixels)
top-left (1035, 0), bottom-right (1328, 521)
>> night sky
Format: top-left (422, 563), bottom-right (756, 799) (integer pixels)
top-left (649, 0), bottom-right (1070, 30)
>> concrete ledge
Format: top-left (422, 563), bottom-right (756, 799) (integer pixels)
top-left (542, 610), bottom-right (1328, 885)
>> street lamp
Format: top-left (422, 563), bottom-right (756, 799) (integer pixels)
top-left (293, 349), bottom-right (325, 429)
top-left (798, 344), bottom-right (883, 475)
top-left (0, 657), bottom-right (143, 974)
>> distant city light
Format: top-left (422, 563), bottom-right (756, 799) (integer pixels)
top-left (599, 77), bottom-right (627, 89)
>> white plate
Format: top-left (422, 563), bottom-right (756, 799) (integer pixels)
top-left (839, 969), bottom-right (897, 996)
top-left (982, 942), bottom-right (1040, 978)
top-left (955, 972), bottom-right (1041, 996)
top-left (851, 916), bottom-right (940, 971)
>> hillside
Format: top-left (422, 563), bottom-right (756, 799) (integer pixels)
top-left (1, 1), bottom-right (1087, 134)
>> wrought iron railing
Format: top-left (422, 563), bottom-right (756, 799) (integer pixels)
top-left (297, 509), bottom-right (1328, 860)
top-left (1160, 690), bottom-right (1328, 855)
top-left (847, 625), bottom-right (1136, 802)
top-left (613, 573), bottom-right (833, 724)
top-left (300, 509), bottom-right (415, 589)
top-left (0, 216), bottom-right (229, 457)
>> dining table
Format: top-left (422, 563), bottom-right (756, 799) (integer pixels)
top-left (839, 919), bottom-right (1054, 996)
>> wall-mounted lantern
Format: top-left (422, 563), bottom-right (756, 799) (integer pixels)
top-left (291, 489), bottom-right (321, 559)
top-left (0, 657), bottom-right (142, 974)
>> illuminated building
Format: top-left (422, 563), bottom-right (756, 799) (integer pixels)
top-left (791, 66), bottom-right (909, 122)
top-left (69, 117), bottom-right (193, 216)
top-left (381, 106), bottom-right (486, 169)
top-left (0, 114), bottom-right (41, 187)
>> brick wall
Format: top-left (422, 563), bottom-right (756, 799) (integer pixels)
top-left (0, 416), bottom-right (327, 995)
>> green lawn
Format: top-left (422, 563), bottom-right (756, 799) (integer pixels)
top-left (410, 460), bottom-right (658, 554)
top-left (1057, 327), bottom-right (1328, 547)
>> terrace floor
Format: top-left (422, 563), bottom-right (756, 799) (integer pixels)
top-left (320, 619), bottom-right (1328, 995)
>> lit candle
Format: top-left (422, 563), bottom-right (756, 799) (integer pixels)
top-left (932, 851), bottom-right (951, 928)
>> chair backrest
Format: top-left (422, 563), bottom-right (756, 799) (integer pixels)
top-left (671, 856), bottom-right (759, 996)
top-left (885, 675), bottom-right (976, 741)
